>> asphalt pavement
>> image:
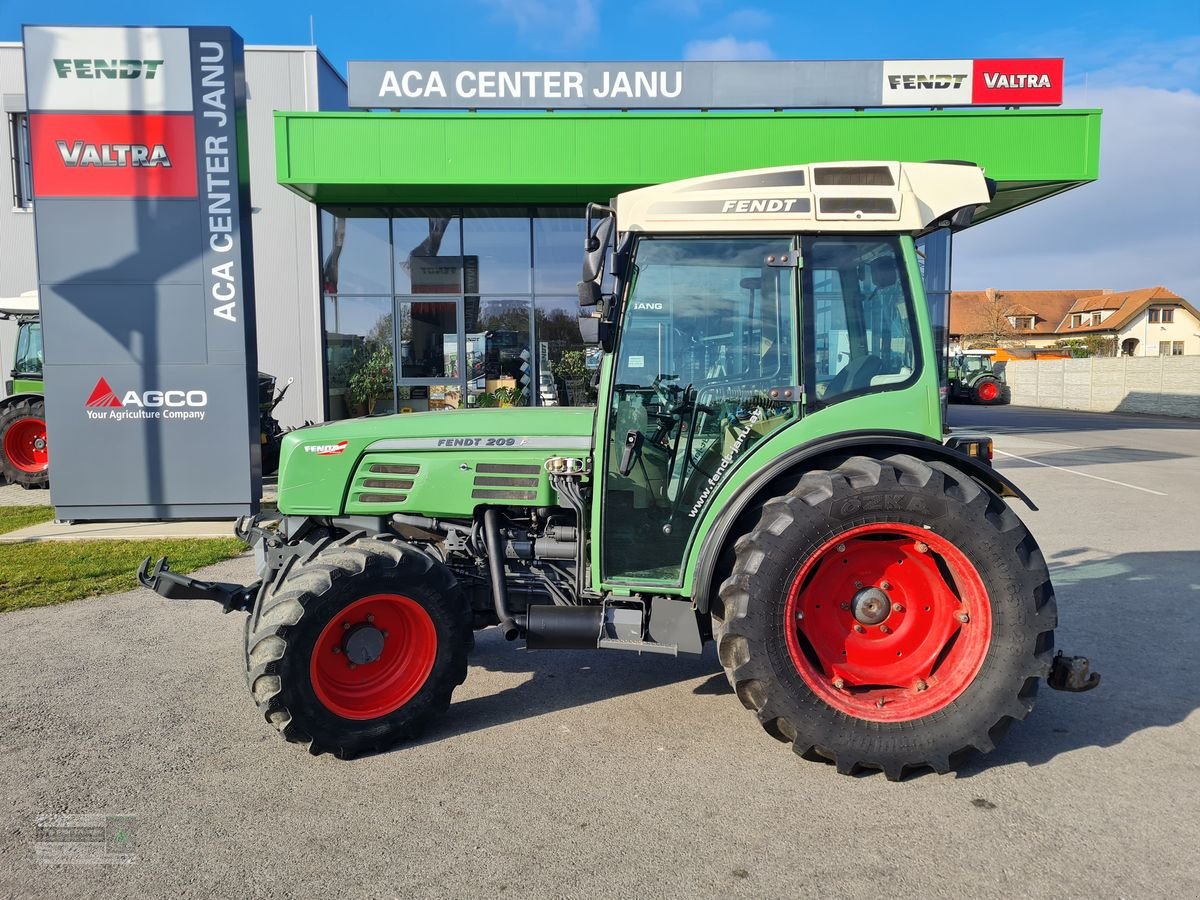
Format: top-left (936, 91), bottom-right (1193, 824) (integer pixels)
top-left (1, 405), bottom-right (1198, 899)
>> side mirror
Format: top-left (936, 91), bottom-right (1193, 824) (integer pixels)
top-left (578, 313), bottom-right (600, 344)
top-left (577, 280), bottom-right (602, 308)
top-left (581, 205), bottom-right (615, 284)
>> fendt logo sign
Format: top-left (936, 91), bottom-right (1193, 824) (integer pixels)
top-left (29, 113), bottom-right (196, 197)
top-left (53, 58), bottom-right (164, 79)
top-left (85, 378), bottom-right (208, 422)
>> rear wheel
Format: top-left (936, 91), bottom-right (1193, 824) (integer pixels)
top-left (714, 454), bottom-right (1056, 779)
top-left (972, 377), bottom-right (1003, 404)
top-left (0, 398), bottom-right (49, 488)
top-left (244, 534), bottom-right (469, 757)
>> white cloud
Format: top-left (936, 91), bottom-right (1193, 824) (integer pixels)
top-left (684, 35), bottom-right (774, 60)
top-left (723, 7), bottom-right (772, 31)
top-left (953, 84), bottom-right (1200, 302)
top-left (482, 0), bottom-right (598, 48)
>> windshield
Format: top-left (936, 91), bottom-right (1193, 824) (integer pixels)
top-left (602, 236), bottom-right (798, 582)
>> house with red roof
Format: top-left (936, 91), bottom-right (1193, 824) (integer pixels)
top-left (949, 287), bottom-right (1199, 356)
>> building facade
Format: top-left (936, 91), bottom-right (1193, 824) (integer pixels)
top-left (5, 43), bottom-right (1104, 429)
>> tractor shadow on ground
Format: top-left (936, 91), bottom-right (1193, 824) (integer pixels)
top-left (416, 633), bottom-right (726, 746)
top-left (955, 548), bottom-right (1200, 778)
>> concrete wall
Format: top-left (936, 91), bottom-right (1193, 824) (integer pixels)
top-left (1002, 357), bottom-right (1200, 418)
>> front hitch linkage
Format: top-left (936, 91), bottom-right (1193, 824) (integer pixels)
top-left (1047, 651), bottom-right (1101, 693)
top-left (137, 556), bottom-right (258, 614)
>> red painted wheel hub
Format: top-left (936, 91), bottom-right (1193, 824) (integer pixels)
top-left (977, 381), bottom-right (1000, 402)
top-left (784, 523), bottom-right (992, 722)
top-left (3, 416), bottom-right (48, 473)
top-left (310, 594), bottom-right (437, 720)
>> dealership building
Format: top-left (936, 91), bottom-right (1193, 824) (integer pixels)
top-left (2, 36), bottom-right (1101, 436)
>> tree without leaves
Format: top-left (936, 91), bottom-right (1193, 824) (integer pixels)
top-left (959, 289), bottom-right (1028, 350)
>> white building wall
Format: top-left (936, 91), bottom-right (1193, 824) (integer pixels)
top-left (0, 43), bottom-right (37, 397)
top-left (1118, 308), bottom-right (1200, 357)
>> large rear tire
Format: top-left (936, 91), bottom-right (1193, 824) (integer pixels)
top-left (972, 376), bottom-right (1004, 405)
top-left (244, 534), bottom-right (469, 757)
top-left (0, 398), bottom-right (49, 488)
top-left (713, 454), bottom-right (1056, 780)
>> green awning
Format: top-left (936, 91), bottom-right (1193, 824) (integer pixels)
top-left (274, 108), bottom-right (1100, 222)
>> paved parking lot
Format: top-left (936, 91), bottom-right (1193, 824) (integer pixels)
top-left (1, 405), bottom-right (1198, 899)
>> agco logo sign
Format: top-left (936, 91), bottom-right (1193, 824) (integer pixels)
top-left (85, 377), bottom-right (207, 422)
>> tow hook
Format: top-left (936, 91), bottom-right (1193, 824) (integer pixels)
top-left (1047, 651), bottom-right (1101, 693)
top-left (137, 556), bottom-right (258, 614)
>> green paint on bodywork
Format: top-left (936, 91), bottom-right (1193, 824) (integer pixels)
top-left (11, 377), bottom-right (42, 396)
top-left (276, 406), bottom-right (595, 515)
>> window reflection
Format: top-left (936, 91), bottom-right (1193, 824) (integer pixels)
top-left (319, 206), bottom-right (592, 419)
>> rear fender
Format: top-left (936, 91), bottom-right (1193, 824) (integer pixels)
top-left (690, 431), bottom-right (1034, 614)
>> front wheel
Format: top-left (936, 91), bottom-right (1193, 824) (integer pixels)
top-left (714, 454), bottom-right (1056, 779)
top-left (972, 377), bottom-right (1005, 404)
top-left (244, 534), bottom-right (469, 757)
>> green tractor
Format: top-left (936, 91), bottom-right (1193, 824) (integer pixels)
top-left (0, 292), bottom-right (47, 489)
top-left (141, 162), bottom-right (1096, 779)
top-left (948, 349), bottom-right (1010, 405)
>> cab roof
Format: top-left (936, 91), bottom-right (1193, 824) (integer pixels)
top-left (615, 161), bottom-right (992, 236)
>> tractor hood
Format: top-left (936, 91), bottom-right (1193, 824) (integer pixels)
top-left (275, 406), bottom-right (597, 516)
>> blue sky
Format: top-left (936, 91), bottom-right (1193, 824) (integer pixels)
top-left (3, 0), bottom-right (1199, 296)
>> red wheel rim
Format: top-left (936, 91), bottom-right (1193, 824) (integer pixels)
top-left (310, 594), bottom-right (437, 720)
top-left (784, 522), bottom-right (992, 722)
top-left (977, 381), bottom-right (1000, 402)
top-left (3, 417), bottom-right (48, 473)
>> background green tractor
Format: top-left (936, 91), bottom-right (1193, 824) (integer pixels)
top-left (948, 349), bottom-right (1010, 405)
top-left (0, 291), bottom-right (47, 489)
top-left (142, 162), bottom-right (1095, 780)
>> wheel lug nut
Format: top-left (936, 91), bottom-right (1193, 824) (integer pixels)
top-left (342, 622), bottom-right (350, 631)
top-left (915, 542), bottom-right (929, 553)
top-left (893, 604), bottom-right (904, 613)
top-left (836, 543), bottom-right (846, 553)
top-left (879, 624), bottom-right (891, 634)
top-left (957, 612), bottom-right (970, 624)
top-left (880, 581), bottom-right (891, 591)
top-left (840, 603), bottom-right (851, 611)
top-left (347, 662), bottom-right (357, 670)
top-left (854, 581), bottom-right (863, 589)
top-left (853, 624), bottom-right (865, 634)
top-left (832, 677), bottom-right (845, 689)
top-left (915, 680), bottom-right (928, 692)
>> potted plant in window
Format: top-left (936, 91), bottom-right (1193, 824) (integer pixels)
top-left (345, 343), bottom-right (393, 416)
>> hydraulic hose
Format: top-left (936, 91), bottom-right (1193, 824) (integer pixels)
top-left (483, 508), bottom-right (523, 640)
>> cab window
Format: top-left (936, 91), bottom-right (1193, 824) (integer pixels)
top-left (804, 236), bottom-right (919, 406)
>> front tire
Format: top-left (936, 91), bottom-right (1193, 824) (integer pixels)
top-left (244, 534), bottom-right (469, 757)
top-left (972, 377), bottom-right (1004, 404)
top-left (0, 398), bottom-right (49, 488)
top-left (714, 454), bottom-right (1056, 780)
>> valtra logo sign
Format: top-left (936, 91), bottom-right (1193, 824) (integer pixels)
top-left (85, 377), bottom-right (208, 422)
top-left (29, 112), bottom-right (197, 197)
top-left (971, 59), bottom-right (1063, 105)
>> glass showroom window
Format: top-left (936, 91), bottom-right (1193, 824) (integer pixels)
top-left (320, 205), bottom-right (590, 419)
